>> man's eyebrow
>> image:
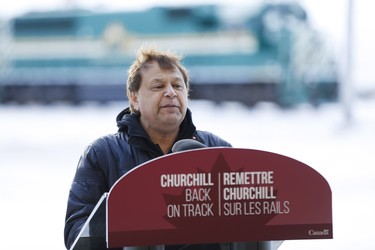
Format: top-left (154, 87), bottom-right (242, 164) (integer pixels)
top-left (172, 77), bottom-right (184, 82)
top-left (151, 76), bottom-right (183, 82)
top-left (150, 77), bottom-right (164, 82)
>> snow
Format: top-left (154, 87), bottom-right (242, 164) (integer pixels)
top-left (0, 98), bottom-right (374, 249)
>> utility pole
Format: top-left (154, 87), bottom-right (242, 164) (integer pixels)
top-left (341, 0), bottom-right (354, 124)
top-left (0, 18), bottom-right (12, 102)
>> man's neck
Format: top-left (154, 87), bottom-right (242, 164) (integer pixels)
top-left (147, 130), bottom-right (179, 154)
top-left (154, 136), bottom-right (178, 154)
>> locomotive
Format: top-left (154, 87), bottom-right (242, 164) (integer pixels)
top-left (0, 3), bottom-right (337, 106)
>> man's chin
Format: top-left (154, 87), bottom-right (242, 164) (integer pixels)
top-left (161, 114), bottom-right (184, 125)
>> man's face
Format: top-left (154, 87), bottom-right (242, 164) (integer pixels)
top-left (130, 61), bottom-right (188, 135)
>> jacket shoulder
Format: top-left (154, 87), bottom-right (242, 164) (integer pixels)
top-left (195, 130), bottom-right (232, 147)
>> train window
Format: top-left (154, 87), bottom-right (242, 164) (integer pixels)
top-left (13, 17), bottom-right (76, 37)
top-left (167, 8), bottom-right (193, 19)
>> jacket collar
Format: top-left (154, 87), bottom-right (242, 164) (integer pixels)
top-left (116, 107), bottom-right (197, 153)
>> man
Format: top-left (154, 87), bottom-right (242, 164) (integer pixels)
top-left (64, 46), bottom-right (232, 249)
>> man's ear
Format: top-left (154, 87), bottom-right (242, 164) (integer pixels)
top-left (130, 92), bottom-right (139, 111)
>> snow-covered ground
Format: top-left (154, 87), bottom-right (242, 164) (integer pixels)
top-left (0, 98), bottom-right (374, 249)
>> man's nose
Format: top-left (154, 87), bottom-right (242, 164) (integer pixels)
top-left (164, 85), bottom-right (177, 98)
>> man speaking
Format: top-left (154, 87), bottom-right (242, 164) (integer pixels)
top-left (64, 46), bottom-right (232, 250)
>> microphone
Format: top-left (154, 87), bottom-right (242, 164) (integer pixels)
top-left (171, 139), bottom-right (207, 152)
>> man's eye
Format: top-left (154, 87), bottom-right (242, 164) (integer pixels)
top-left (152, 85), bottom-right (163, 90)
top-left (174, 84), bottom-right (184, 90)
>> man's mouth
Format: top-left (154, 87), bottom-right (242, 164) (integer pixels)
top-left (161, 104), bottom-right (179, 108)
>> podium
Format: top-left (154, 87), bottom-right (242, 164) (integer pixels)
top-left (70, 147), bottom-right (332, 250)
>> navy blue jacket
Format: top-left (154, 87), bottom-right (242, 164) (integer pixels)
top-left (64, 108), bottom-right (231, 249)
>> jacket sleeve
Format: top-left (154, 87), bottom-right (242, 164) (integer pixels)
top-left (64, 143), bottom-right (109, 249)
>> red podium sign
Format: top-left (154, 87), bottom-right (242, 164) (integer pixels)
top-left (107, 148), bottom-right (332, 248)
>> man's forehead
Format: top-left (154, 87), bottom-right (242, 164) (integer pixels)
top-left (143, 60), bottom-right (177, 71)
top-left (142, 61), bottom-right (182, 77)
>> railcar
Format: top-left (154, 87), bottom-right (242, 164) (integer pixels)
top-left (0, 3), bottom-right (337, 106)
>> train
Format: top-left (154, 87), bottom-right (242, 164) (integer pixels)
top-left (0, 2), bottom-right (338, 106)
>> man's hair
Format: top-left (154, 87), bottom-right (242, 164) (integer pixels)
top-left (127, 46), bottom-right (190, 113)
